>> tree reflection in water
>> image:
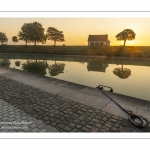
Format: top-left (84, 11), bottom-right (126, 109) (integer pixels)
top-left (15, 61), bottom-right (21, 67)
top-left (113, 64), bottom-right (131, 79)
top-left (48, 61), bottom-right (65, 76)
top-left (22, 60), bottom-right (48, 75)
top-left (0, 59), bottom-right (11, 67)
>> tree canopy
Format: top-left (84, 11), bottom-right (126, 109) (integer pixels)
top-left (18, 22), bottom-right (46, 45)
top-left (0, 32), bottom-right (8, 45)
top-left (46, 27), bottom-right (65, 46)
top-left (18, 23), bottom-right (32, 45)
top-left (12, 36), bottom-right (19, 45)
top-left (116, 29), bottom-right (136, 46)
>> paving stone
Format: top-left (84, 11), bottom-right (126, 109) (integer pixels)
top-left (81, 95), bottom-right (110, 109)
top-left (76, 125), bottom-right (82, 129)
top-left (109, 118), bottom-right (117, 123)
top-left (79, 121), bottom-right (87, 126)
top-left (105, 123), bottom-right (112, 128)
top-left (39, 129), bottom-right (47, 132)
top-left (112, 115), bottom-right (119, 120)
top-left (71, 128), bottom-right (80, 132)
top-left (64, 126), bottom-right (72, 132)
top-left (91, 127), bottom-right (99, 132)
top-left (111, 127), bottom-right (118, 131)
top-left (68, 122), bottom-right (76, 128)
top-left (31, 128), bottom-right (40, 132)
top-left (82, 127), bottom-right (89, 132)
top-left (30, 124), bottom-right (37, 128)
top-left (105, 113), bottom-right (113, 118)
top-left (36, 120), bottom-right (43, 125)
top-left (102, 117), bottom-right (109, 122)
top-left (92, 118), bottom-right (99, 123)
top-left (95, 123), bottom-right (102, 128)
top-left (0, 74), bottom-right (150, 133)
top-left (73, 119), bottom-right (80, 124)
top-left (85, 124), bottom-right (93, 129)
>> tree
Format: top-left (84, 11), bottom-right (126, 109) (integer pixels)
top-left (0, 32), bottom-right (8, 45)
top-left (29, 22), bottom-right (46, 45)
top-left (18, 22), bottom-right (46, 45)
top-left (46, 27), bottom-right (65, 46)
top-left (116, 29), bottom-right (136, 46)
top-left (12, 36), bottom-right (19, 45)
top-left (18, 23), bottom-right (32, 45)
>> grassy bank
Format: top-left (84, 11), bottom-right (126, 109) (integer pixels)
top-left (0, 45), bottom-right (150, 58)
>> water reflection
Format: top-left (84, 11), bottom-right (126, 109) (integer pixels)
top-left (87, 62), bottom-right (108, 72)
top-left (0, 54), bottom-right (150, 101)
top-left (113, 64), bottom-right (131, 79)
top-left (0, 59), bottom-right (11, 67)
top-left (48, 61), bottom-right (65, 76)
top-left (22, 60), bottom-right (48, 75)
top-left (15, 61), bottom-right (21, 67)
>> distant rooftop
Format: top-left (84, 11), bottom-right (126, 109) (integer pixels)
top-left (88, 34), bottom-right (109, 41)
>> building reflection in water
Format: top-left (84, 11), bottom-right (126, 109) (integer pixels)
top-left (87, 62), bottom-right (108, 73)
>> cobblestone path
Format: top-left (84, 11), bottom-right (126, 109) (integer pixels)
top-left (0, 76), bottom-right (150, 132)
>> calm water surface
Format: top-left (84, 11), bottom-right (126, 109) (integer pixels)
top-left (0, 54), bottom-right (150, 101)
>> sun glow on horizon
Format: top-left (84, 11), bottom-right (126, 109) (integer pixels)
top-left (1, 18), bottom-right (150, 46)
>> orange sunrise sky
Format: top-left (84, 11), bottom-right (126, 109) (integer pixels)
top-left (1, 18), bottom-right (150, 46)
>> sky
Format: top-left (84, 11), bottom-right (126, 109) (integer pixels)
top-left (1, 18), bottom-right (150, 46)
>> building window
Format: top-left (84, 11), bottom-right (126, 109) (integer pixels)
top-left (95, 42), bottom-right (99, 46)
top-left (90, 42), bottom-right (94, 46)
top-left (100, 42), bottom-right (104, 46)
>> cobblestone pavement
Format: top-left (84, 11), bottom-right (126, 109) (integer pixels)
top-left (0, 76), bottom-right (150, 132)
top-left (0, 99), bottom-right (57, 132)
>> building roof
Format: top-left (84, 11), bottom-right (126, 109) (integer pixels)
top-left (88, 34), bottom-right (109, 41)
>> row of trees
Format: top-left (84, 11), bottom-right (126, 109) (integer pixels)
top-left (0, 22), bottom-right (136, 46)
top-left (0, 21), bottom-right (65, 45)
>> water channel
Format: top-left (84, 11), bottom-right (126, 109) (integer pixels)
top-left (0, 54), bottom-right (150, 101)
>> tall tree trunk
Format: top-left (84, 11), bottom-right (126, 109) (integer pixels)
top-left (124, 39), bottom-right (126, 46)
top-left (34, 40), bottom-right (36, 45)
top-left (54, 40), bottom-right (56, 46)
